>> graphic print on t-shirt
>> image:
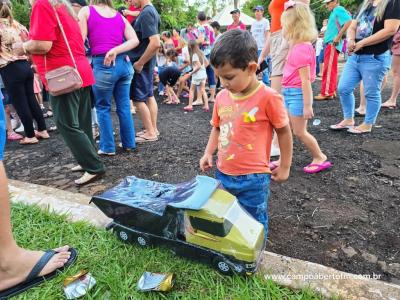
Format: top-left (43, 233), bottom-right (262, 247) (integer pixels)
top-left (356, 6), bottom-right (377, 40)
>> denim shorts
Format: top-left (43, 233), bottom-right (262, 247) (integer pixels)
top-left (131, 67), bottom-right (154, 102)
top-left (283, 87), bottom-right (304, 117)
top-left (215, 169), bottom-right (271, 237)
top-left (0, 103), bottom-right (6, 161)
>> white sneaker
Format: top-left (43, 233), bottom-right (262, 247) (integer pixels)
top-left (15, 123), bottom-right (25, 133)
top-left (270, 144), bottom-right (281, 157)
top-left (97, 149), bottom-right (116, 156)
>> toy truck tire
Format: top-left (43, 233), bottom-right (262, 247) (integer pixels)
top-left (213, 257), bottom-right (233, 275)
top-left (115, 228), bottom-right (131, 243)
top-left (136, 235), bottom-right (149, 247)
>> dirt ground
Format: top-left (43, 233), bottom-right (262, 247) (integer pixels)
top-left (4, 73), bottom-right (400, 284)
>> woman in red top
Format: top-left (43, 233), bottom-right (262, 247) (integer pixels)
top-left (13, 0), bottom-right (105, 185)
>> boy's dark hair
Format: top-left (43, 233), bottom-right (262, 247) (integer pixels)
top-left (210, 30), bottom-right (258, 70)
top-left (197, 11), bottom-right (206, 21)
top-left (210, 21), bottom-right (220, 30)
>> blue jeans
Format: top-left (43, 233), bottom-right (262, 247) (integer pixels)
top-left (257, 50), bottom-right (270, 86)
top-left (215, 169), bottom-right (271, 238)
top-left (0, 102), bottom-right (6, 160)
top-left (338, 51), bottom-right (391, 125)
top-left (92, 55), bottom-right (135, 152)
top-left (158, 65), bottom-right (166, 93)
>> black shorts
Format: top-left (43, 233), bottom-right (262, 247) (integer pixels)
top-left (159, 66), bottom-right (181, 87)
top-left (131, 67), bottom-right (154, 102)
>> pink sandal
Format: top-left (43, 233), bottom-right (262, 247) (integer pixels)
top-left (7, 132), bottom-right (23, 141)
top-left (303, 161), bottom-right (332, 174)
top-left (269, 161), bottom-right (279, 171)
top-left (183, 106), bottom-right (193, 111)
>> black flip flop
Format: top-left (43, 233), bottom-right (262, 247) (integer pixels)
top-left (0, 247), bottom-right (78, 299)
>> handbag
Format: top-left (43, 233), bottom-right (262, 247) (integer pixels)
top-left (45, 4), bottom-right (82, 96)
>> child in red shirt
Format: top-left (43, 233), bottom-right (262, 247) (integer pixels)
top-left (200, 30), bottom-right (293, 237)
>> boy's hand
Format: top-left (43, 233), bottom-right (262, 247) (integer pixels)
top-left (271, 166), bottom-right (290, 182)
top-left (200, 153), bottom-right (213, 172)
top-left (303, 106), bottom-right (314, 120)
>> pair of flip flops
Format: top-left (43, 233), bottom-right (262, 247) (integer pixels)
top-left (0, 248), bottom-right (78, 299)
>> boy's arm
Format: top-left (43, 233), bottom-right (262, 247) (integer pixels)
top-left (272, 125), bottom-right (293, 182)
top-left (200, 126), bottom-right (219, 171)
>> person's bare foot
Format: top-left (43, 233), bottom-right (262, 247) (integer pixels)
top-left (35, 130), bottom-right (50, 139)
top-left (381, 99), bottom-right (397, 108)
top-left (355, 107), bottom-right (366, 115)
top-left (311, 154), bottom-right (328, 166)
top-left (0, 246), bottom-right (71, 291)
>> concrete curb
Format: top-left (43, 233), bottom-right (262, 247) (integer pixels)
top-left (8, 180), bottom-right (400, 300)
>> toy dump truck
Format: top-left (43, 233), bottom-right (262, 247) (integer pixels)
top-left (91, 176), bottom-right (265, 275)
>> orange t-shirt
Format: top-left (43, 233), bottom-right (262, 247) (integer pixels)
top-left (268, 0), bottom-right (287, 33)
top-left (211, 83), bottom-right (289, 176)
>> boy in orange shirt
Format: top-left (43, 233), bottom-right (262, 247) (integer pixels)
top-left (200, 30), bottom-right (293, 237)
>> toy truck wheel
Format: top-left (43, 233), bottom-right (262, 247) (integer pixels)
top-left (136, 235), bottom-right (149, 247)
top-left (213, 257), bottom-right (233, 275)
top-left (115, 228), bottom-right (131, 243)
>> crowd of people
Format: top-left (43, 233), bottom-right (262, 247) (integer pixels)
top-left (0, 0), bottom-right (399, 297)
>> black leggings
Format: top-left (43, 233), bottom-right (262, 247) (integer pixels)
top-left (0, 60), bottom-right (46, 138)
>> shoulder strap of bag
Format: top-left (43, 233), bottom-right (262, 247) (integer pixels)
top-left (45, 2), bottom-right (78, 72)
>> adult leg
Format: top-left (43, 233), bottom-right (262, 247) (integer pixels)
top-left (0, 103), bottom-right (71, 291)
top-left (92, 61), bottom-right (116, 153)
top-left (334, 55), bottom-right (362, 127)
top-left (0, 62), bottom-right (36, 139)
top-left (359, 52), bottom-right (391, 130)
top-left (114, 63), bottom-right (135, 149)
top-left (23, 67), bottom-right (47, 134)
top-left (147, 96), bottom-right (158, 136)
top-left (356, 81), bottom-right (366, 114)
top-left (382, 55), bottom-right (400, 107)
top-left (78, 87), bottom-right (96, 148)
top-left (51, 89), bottom-right (105, 174)
top-left (317, 44), bottom-right (338, 99)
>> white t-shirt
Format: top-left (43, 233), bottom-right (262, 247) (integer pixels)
top-left (191, 53), bottom-right (207, 82)
top-left (251, 18), bottom-right (270, 50)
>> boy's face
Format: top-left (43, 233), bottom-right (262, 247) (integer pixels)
top-left (214, 62), bottom-right (257, 94)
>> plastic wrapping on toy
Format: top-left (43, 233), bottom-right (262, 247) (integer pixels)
top-left (91, 175), bottom-right (265, 275)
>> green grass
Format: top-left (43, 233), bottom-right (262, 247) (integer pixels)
top-left (11, 203), bottom-right (325, 300)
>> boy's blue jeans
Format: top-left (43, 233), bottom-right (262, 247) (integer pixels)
top-left (92, 55), bottom-right (135, 152)
top-left (338, 51), bottom-right (391, 125)
top-left (215, 169), bottom-right (271, 238)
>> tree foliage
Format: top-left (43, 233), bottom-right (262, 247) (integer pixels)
top-left (10, 0), bottom-right (364, 31)
top-left (242, 0), bottom-right (363, 28)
